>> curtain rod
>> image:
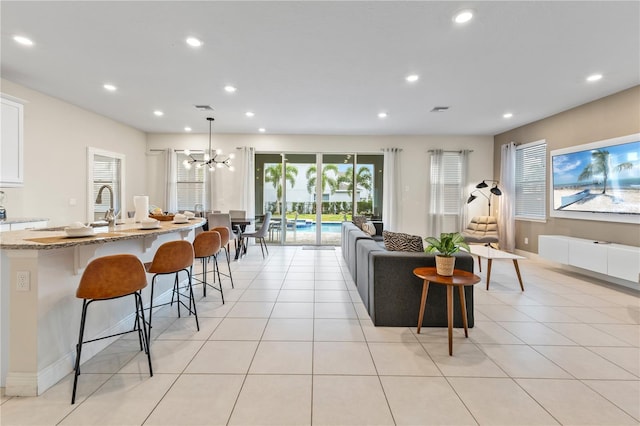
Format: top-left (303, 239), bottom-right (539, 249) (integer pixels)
top-left (149, 148), bottom-right (244, 153)
top-left (427, 149), bottom-right (474, 153)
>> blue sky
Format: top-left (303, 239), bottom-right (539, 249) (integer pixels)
top-left (552, 140), bottom-right (640, 185)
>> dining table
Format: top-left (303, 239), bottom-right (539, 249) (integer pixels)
top-left (231, 217), bottom-right (254, 259)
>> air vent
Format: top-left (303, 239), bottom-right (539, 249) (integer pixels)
top-left (194, 105), bottom-right (214, 111)
top-left (431, 106), bottom-right (449, 112)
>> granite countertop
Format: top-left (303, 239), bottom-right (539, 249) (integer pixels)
top-left (0, 218), bottom-right (205, 250)
top-left (0, 217), bottom-right (49, 225)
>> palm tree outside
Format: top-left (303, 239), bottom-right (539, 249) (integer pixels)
top-left (337, 165), bottom-right (373, 197)
top-left (306, 164), bottom-right (340, 195)
top-left (264, 164), bottom-right (298, 214)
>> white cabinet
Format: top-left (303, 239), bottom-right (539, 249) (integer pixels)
top-left (0, 95), bottom-right (24, 187)
top-left (539, 235), bottom-right (640, 286)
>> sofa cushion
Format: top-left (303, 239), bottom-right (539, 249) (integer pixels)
top-left (383, 230), bottom-right (424, 252)
top-left (352, 215), bottom-right (367, 230)
top-left (361, 221), bottom-right (377, 236)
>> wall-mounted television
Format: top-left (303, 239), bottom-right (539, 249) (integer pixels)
top-left (550, 133), bottom-right (640, 224)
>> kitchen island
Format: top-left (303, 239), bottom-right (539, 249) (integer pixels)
top-left (0, 218), bottom-right (205, 396)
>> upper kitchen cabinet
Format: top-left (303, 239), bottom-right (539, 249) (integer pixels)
top-left (1, 95), bottom-right (25, 187)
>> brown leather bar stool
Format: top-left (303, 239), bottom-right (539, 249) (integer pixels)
top-left (72, 254), bottom-right (152, 404)
top-left (192, 230), bottom-right (225, 303)
top-left (211, 226), bottom-right (235, 288)
top-left (144, 240), bottom-right (198, 338)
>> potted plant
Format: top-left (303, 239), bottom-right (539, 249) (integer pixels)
top-left (424, 232), bottom-right (471, 276)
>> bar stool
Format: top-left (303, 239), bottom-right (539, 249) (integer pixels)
top-left (145, 240), bottom-right (199, 338)
top-left (72, 254), bottom-right (152, 404)
top-left (211, 226), bottom-right (235, 289)
top-left (192, 230), bottom-right (225, 303)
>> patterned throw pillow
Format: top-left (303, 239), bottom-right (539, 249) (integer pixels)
top-left (361, 221), bottom-right (377, 236)
top-left (383, 230), bottom-right (424, 252)
top-left (352, 215), bottom-right (367, 230)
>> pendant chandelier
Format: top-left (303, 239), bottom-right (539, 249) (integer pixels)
top-left (182, 117), bottom-right (234, 171)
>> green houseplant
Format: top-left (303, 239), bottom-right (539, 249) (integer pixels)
top-left (424, 232), bottom-right (471, 276)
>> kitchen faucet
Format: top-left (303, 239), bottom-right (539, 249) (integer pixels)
top-left (95, 184), bottom-right (115, 227)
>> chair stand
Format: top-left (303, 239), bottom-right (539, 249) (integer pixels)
top-left (192, 255), bottom-right (225, 303)
top-left (148, 267), bottom-right (199, 339)
top-left (72, 291), bottom-right (151, 404)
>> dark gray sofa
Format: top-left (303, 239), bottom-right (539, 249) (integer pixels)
top-left (343, 222), bottom-right (475, 328)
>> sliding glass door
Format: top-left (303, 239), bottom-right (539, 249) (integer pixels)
top-left (255, 152), bottom-right (383, 246)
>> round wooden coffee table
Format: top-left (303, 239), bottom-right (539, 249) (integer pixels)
top-left (413, 267), bottom-right (481, 356)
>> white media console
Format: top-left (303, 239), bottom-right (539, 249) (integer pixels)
top-left (538, 235), bottom-right (640, 289)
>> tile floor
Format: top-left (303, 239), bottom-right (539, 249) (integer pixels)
top-left (1, 245), bottom-right (639, 425)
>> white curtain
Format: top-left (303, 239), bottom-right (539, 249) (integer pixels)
top-left (164, 148), bottom-right (178, 212)
top-left (499, 142), bottom-right (517, 251)
top-left (382, 148), bottom-right (401, 231)
top-left (238, 147), bottom-right (256, 230)
top-left (428, 149), bottom-right (444, 236)
top-left (458, 149), bottom-right (471, 231)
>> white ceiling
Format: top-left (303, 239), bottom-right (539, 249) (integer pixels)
top-left (1, 1), bottom-right (638, 136)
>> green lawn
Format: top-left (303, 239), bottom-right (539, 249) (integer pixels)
top-left (277, 213), bottom-right (350, 222)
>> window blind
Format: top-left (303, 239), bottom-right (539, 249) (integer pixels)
top-left (515, 141), bottom-right (547, 220)
top-left (430, 152), bottom-right (463, 215)
top-left (176, 153), bottom-right (206, 211)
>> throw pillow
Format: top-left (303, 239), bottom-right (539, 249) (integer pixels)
top-left (361, 221), bottom-right (376, 236)
top-left (352, 215), bottom-right (367, 230)
top-left (383, 230), bottom-right (424, 252)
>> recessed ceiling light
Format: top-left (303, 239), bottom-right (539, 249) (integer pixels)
top-left (453, 10), bottom-right (474, 24)
top-left (153, 110), bottom-right (164, 116)
top-left (103, 84), bottom-right (117, 92)
top-left (186, 37), bottom-right (202, 47)
top-left (13, 35), bottom-right (34, 46)
top-left (184, 127), bottom-right (192, 132)
top-left (586, 73), bottom-right (603, 82)
top-left (245, 111), bottom-right (255, 117)
top-left (258, 128), bottom-right (266, 133)
top-left (503, 113), bottom-right (513, 119)
top-left (406, 74), bottom-right (419, 83)
top-left (224, 85), bottom-right (237, 93)
top-left (378, 112), bottom-right (388, 119)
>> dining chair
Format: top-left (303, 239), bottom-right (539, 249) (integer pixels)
top-left (229, 209), bottom-right (246, 220)
top-left (241, 211), bottom-right (272, 258)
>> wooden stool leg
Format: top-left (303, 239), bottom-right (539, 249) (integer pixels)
top-left (486, 259), bottom-right (493, 290)
top-left (458, 286), bottom-right (469, 338)
top-left (513, 259), bottom-right (525, 291)
top-left (416, 280), bottom-right (430, 334)
top-left (477, 255), bottom-right (482, 272)
top-left (447, 285), bottom-right (453, 356)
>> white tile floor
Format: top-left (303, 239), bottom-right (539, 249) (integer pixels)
top-left (2, 245), bottom-right (639, 425)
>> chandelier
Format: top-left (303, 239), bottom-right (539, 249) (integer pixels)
top-left (183, 117), bottom-right (234, 171)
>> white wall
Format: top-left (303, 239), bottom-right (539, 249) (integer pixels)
top-left (0, 79), bottom-right (147, 226)
top-left (147, 133), bottom-right (494, 237)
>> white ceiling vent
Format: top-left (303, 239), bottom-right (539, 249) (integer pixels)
top-left (194, 105), bottom-right (214, 111)
top-left (431, 106), bottom-right (449, 112)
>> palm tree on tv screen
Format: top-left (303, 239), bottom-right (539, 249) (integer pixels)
top-left (578, 149), bottom-right (633, 194)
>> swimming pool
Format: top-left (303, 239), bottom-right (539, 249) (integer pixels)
top-left (286, 222), bottom-right (342, 233)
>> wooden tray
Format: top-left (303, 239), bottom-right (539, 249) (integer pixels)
top-left (149, 214), bottom-right (175, 221)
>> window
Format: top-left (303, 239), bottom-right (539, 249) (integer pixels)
top-left (430, 152), bottom-right (464, 215)
top-left (87, 148), bottom-right (125, 222)
top-left (176, 152), bottom-right (206, 211)
top-left (515, 140), bottom-right (547, 220)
